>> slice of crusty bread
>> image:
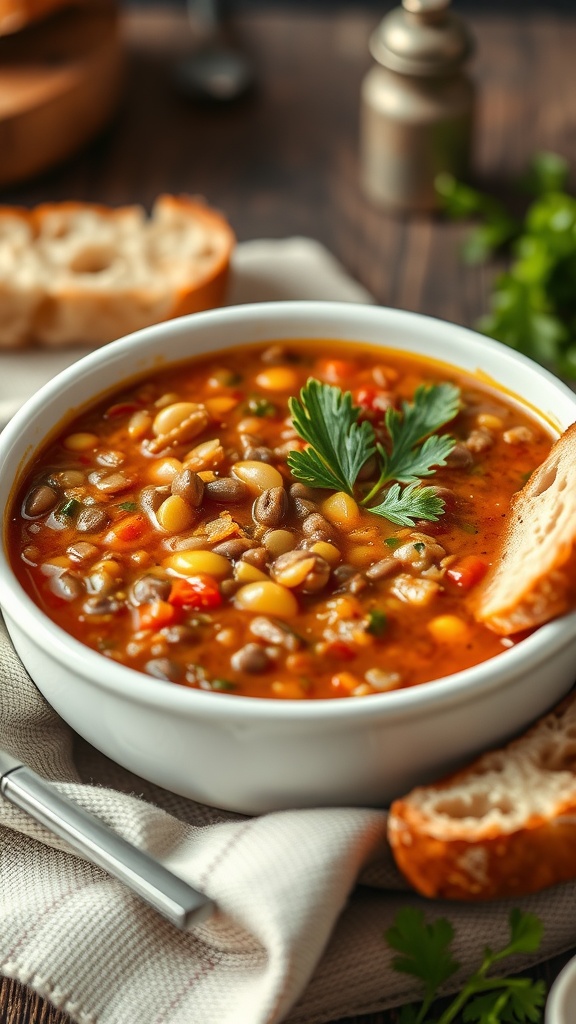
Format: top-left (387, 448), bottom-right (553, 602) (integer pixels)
top-left (388, 693), bottom-right (576, 900)
top-left (473, 422), bottom-right (576, 635)
top-left (0, 195), bottom-right (235, 348)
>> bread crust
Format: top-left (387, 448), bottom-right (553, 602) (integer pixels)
top-left (473, 423), bottom-right (576, 635)
top-left (0, 194), bottom-right (235, 348)
top-left (388, 695), bottom-right (576, 900)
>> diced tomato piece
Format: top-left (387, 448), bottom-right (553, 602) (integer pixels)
top-left (323, 639), bottom-right (357, 661)
top-left (315, 358), bottom-right (358, 384)
top-left (353, 386), bottom-right (392, 415)
top-left (445, 555), bottom-right (488, 589)
top-left (137, 600), bottom-right (182, 630)
top-left (168, 574), bottom-right (223, 610)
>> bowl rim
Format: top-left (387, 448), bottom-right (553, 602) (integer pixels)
top-left (2, 299), bottom-right (576, 723)
top-left (545, 954), bottom-right (576, 1024)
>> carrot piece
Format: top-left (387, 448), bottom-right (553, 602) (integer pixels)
top-left (137, 600), bottom-right (182, 630)
top-left (446, 555), bottom-right (488, 589)
top-left (315, 358), bottom-right (357, 384)
top-left (109, 513), bottom-right (148, 545)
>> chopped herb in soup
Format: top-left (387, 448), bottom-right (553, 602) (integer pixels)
top-left (8, 340), bottom-right (553, 698)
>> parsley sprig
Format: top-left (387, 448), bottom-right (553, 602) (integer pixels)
top-left (386, 907), bottom-right (545, 1024)
top-left (287, 379), bottom-right (459, 526)
top-left (436, 152), bottom-right (576, 378)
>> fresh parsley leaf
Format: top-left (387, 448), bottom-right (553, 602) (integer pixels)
top-left (505, 979), bottom-right (547, 1021)
top-left (386, 908), bottom-right (545, 1024)
top-left (288, 379), bottom-right (376, 495)
top-left (437, 154), bottom-right (576, 377)
top-left (58, 498), bottom-right (81, 518)
top-left (385, 907), bottom-right (459, 999)
top-left (369, 482), bottom-right (446, 526)
top-left (379, 384), bottom-right (460, 484)
top-left (365, 608), bottom-right (387, 636)
top-left (500, 909), bottom-right (544, 959)
top-left (247, 396), bottom-right (277, 417)
top-left (288, 379), bottom-right (459, 526)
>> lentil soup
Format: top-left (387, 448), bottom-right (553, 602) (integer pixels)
top-left (8, 340), bottom-right (553, 699)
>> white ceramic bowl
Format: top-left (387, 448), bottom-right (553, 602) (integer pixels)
top-left (1, 301), bottom-right (576, 814)
top-left (546, 956), bottom-right (576, 1023)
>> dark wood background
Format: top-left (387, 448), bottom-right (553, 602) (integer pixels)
top-left (2, 3), bottom-right (576, 1021)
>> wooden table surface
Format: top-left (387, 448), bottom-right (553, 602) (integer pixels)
top-left (1, 3), bottom-right (576, 1021)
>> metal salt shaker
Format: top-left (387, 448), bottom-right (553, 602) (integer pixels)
top-left (360, 0), bottom-right (475, 212)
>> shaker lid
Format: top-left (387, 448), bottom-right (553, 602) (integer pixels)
top-left (370, 0), bottom-right (475, 77)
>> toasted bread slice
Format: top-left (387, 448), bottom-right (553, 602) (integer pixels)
top-left (388, 693), bottom-right (576, 900)
top-left (0, 195), bottom-right (234, 348)
top-left (473, 423), bottom-right (576, 635)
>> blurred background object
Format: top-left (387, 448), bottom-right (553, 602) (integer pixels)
top-left (174, 0), bottom-right (254, 101)
top-left (360, 0), bottom-right (476, 212)
top-left (0, 0), bottom-right (122, 188)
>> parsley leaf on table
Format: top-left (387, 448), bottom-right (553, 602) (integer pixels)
top-left (386, 907), bottom-right (546, 1024)
top-left (437, 152), bottom-right (576, 377)
top-left (288, 379), bottom-right (459, 527)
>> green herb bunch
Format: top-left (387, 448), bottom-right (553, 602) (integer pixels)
top-left (288, 378), bottom-right (460, 527)
top-left (436, 152), bottom-right (576, 378)
top-left (386, 907), bottom-right (546, 1024)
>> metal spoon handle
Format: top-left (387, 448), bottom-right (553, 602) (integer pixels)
top-left (0, 755), bottom-right (214, 931)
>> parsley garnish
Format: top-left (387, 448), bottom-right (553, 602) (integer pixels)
top-left (386, 907), bottom-right (545, 1024)
top-left (58, 498), bottom-right (81, 518)
top-left (118, 501), bottom-right (138, 512)
top-left (247, 397), bottom-right (277, 418)
top-left (288, 379), bottom-right (459, 526)
top-left (365, 608), bottom-right (387, 636)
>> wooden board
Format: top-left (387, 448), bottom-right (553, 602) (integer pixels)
top-left (0, 1), bottom-right (122, 188)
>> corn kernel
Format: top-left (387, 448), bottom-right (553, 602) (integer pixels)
top-left (271, 681), bottom-right (306, 699)
top-left (255, 367), bottom-right (300, 392)
top-left (330, 672), bottom-right (360, 693)
top-left (236, 417), bottom-right (265, 435)
top-left (347, 544), bottom-right (376, 567)
top-left (156, 495), bottom-right (196, 533)
top-left (205, 395), bottom-right (239, 416)
top-left (147, 457), bottom-right (182, 485)
top-left (321, 491), bottom-right (361, 529)
top-left (63, 432), bottom-right (99, 452)
top-left (198, 470), bottom-right (217, 482)
top-left (310, 541), bottom-right (341, 566)
top-left (234, 561), bottom-right (269, 584)
top-left (163, 549), bottom-right (231, 579)
top-left (235, 580), bottom-right (298, 618)
top-left (427, 614), bottom-right (470, 643)
top-left (263, 529), bottom-right (296, 557)
top-left (477, 413), bottom-right (503, 431)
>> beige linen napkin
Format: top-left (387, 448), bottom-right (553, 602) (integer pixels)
top-left (2, 240), bottom-right (576, 1024)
